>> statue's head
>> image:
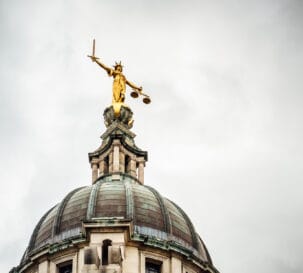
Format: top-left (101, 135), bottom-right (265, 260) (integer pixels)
top-left (114, 61), bottom-right (123, 72)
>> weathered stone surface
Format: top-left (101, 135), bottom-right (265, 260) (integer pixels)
top-left (103, 105), bottom-right (133, 129)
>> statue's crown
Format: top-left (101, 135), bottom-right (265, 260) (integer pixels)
top-left (113, 61), bottom-right (123, 69)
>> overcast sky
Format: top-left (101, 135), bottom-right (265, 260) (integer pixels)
top-left (1, 0), bottom-right (303, 272)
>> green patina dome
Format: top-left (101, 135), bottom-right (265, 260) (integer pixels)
top-left (21, 174), bottom-right (212, 267)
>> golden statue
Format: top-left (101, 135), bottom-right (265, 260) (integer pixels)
top-left (88, 39), bottom-right (151, 116)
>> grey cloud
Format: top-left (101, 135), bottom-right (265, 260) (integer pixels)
top-left (1, 1), bottom-right (303, 272)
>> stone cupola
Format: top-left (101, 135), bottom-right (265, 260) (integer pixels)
top-left (88, 105), bottom-right (148, 184)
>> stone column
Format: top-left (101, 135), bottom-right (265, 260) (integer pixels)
top-left (38, 261), bottom-right (48, 273)
top-left (92, 163), bottom-right (98, 183)
top-left (129, 157), bottom-right (137, 178)
top-left (137, 159), bottom-right (145, 184)
top-left (109, 152), bottom-right (113, 173)
top-left (124, 246), bottom-right (139, 273)
top-left (113, 142), bottom-right (120, 172)
top-left (171, 257), bottom-right (182, 273)
top-left (99, 159), bottom-right (105, 176)
top-left (119, 152), bottom-right (125, 173)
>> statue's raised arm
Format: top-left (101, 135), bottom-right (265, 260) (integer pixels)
top-left (87, 39), bottom-right (112, 74)
top-left (91, 57), bottom-right (112, 75)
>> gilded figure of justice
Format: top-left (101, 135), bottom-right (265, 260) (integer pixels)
top-left (88, 39), bottom-right (151, 116)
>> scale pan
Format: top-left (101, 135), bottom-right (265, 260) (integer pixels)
top-left (131, 91), bottom-right (139, 98)
top-left (143, 97), bottom-right (151, 104)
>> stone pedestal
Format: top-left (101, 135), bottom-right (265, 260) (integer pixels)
top-left (104, 105), bottom-right (133, 129)
top-left (88, 105), bottom-right (148, 184)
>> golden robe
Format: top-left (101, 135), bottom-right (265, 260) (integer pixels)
top-left (109, 69), bottom-right (126, 103)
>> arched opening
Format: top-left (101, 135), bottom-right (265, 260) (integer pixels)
top-left (57, 261), bottom-right (72, 273)
top-left (104, 156), bottom-right (109, 174)
top-left (102, 239), bottom-right (112, 265)
top-left (145, 258), bottom-right (162, 273)
top-left (125, 155), bottom-right (130, 174)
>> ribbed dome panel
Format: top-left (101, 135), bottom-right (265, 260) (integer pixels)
top-left (164, 199), bottom-right (193, 245)
top-left (34, 205), bottom-right (58, 248)
top-left (59, 187), bottom-right (91, 233)
top-left (133, 184), bottom-right (165, 231)
top-left (23, 176), bottom-right (210, 265)
top-left (95, 182), bottom-right (126, 218)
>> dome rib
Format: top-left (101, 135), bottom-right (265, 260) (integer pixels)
top-left (51, 187), bottom-right (85, 237)
top-left (28, 205), bottom-right (55, 252)
top-left (86, 181), bottom-right (102, 220)
top-left (144, 185), bottom-right (172, 235)
top-left (124, 178), bottom-right (135, 220)
top-left (198, 235), bottom-right (213, 265)
top-left (170, 200), bottom-right (199, 249)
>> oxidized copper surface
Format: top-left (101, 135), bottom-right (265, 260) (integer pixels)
top-left (95, 182), bottom-right (126, 218)
top-left (164, 199), bottom-right (193, 245)
top-left (35, 205), bottom-right (58, 247)
top-left (59, 187), bottom-right (91, 233)
top-left (26, 177), bottom-right (208, 263)
top-left (133, 184), bottom-right (165, 231)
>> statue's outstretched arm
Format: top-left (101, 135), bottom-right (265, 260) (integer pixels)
top-left (126, 79), bottom-right (142, 92)
top-left (95, 59), bottom-right (112, 74)
top-left (89, 56), bottom-right (112, 74)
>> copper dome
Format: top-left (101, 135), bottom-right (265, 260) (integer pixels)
top-left (22, 174), bottom-right (212, 266)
